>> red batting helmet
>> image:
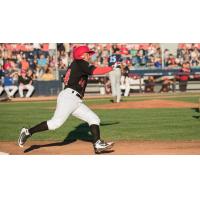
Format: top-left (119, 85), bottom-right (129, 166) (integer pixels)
top-left (73, 45), bottom-right (95, 60)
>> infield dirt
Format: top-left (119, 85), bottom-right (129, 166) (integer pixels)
top-left (0, 140), bottom-right (200, 155)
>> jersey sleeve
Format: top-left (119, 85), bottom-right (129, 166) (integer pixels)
top-left (79, 60), bottom-right (96, 75)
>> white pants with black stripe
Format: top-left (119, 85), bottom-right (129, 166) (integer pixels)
top-left (47, 88), bottom-right (100, 130)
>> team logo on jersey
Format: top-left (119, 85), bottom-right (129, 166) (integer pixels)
top-left (78, 78), bottom-right (86, 88)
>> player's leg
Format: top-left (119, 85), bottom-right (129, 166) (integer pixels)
top-left (0, 86), bottom-right (4, 96)
top-left (109, 71), bottom-right (117, 96)
top-left (18, 90), bottom-right (79, 147)
top-left (9, 86), bottom-right (18, 97)
top-left (124, 77), bottom-right (131, 97)
top-left (25, 85), bottom-right (35, 98)
top-left (120, 75), bottom-right (125, 95)
top-left (72, 103), bottom-right (114, 153)
top-left (4, 86), bottom-right (11, 97)
top-left (115, 68), bottom-right (121, 103)
top-left (18, 85), bottom-right (24, 97)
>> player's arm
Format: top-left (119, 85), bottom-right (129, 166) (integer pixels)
top-left (91, 66), bottom-right (113, 75)
top-left (80, 61), bottom-right (113, 75)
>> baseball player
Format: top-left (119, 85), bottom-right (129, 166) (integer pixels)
top-left (18, 45), bottom-right (115, 154)
top-left (108, 48), bottom-right (123, 103)
top-left (18, 70), bottom-right (35, 98)
top-left (120, 61), bottom-right (131, 97)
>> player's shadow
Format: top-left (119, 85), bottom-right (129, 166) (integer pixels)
top-left (191, 107), bottom-right (199, 113)
top-left (24, 121), bottom-right (119, 153)
top-left (191, 107), bottom-right (200, 119)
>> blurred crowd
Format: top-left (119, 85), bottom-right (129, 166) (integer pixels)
top-left (164, 43), bottom-right (200, 67)
top-left (57, 43), bottom-right (162, 69)
top-left (58, 43), bottom-right (200, 69)
top-left (1, 43), bottom-right (200, 99)
top-left (0, 43), bottom-right (56, 81)
top-left (0, 43), bottom-right (57, 99)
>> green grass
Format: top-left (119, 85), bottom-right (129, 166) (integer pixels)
top-left (0, 94), bottom-right (200, 141)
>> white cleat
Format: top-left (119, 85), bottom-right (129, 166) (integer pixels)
top-left (94, 140), bottom-right (114, 154)
top-left (18, 128), bottom-right (31, 147)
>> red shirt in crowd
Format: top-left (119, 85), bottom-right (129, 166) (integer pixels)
top-left (42, 43), bottom-right (49, 51)
top-left (3, 61), bottom-right (11, 70)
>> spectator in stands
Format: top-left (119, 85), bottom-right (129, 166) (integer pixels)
top-left (3, 59), bottom-right (11, 70)
top-left (165, 54), bottom-right (177, 67)
top-left (190, 48), bottom-right (200, 66)
top-left (144, 76), bottom-right (155, 93)
top-left (57, 43), bottom-right (65, 56)
top-left (41, 67), bottom-right (55, 81)
top-left (154, 57), bottom-right (162, 68)
top-left (147, 55), bottom-right (155, 67)
top-left (41, 43), bottom-right (49, 57)
top-left (18, 70), bottom-right (34, 98)
top-left (37, 54), bottom-right (47, 75)
top-left (58, 53), bottom-right (68, 69)
top-left (159, 77), bottom-right (172, 93)
top-left (3, 69), bottom-right (18, 98)
top-left (28, 54), bottom-right (38, 72)
top-left (20, 57), bottom-right (29, 72)
top-left (33, 43), bottom-right (41, 56)
top-left (176, 61), bottom-right (191, 92)
top-left (164, 49), bottom-right (170, 66)
top-left (112, 44), bottom-right (118, 53)
top-left (175, 56), bottom-right (183, 67)
top-left (49, 43), bottom-right (56, 57)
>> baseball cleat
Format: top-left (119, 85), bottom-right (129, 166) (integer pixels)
top-left (18, 128), bottom-right (31, 147)
top-left (94, 140), bottom-right (114, 154)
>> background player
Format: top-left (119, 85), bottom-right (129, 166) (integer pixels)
top-left (18, 45), bottom-right (115, 154)
top-left (108, 48), bottom-right (123, 103)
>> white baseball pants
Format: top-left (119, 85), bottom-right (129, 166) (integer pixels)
top-left (47, 88), bottom-right (100, 130)
top-left (0, 86), bottom-right (4, 95)
top-left (109, 68), bottom-right (121, 102)
top-left (19, 84), bottom-right (35, 98)
top-left (4, 86), bottom-right (18, 97)
top-left (120, 76), bottom-right (131, 97)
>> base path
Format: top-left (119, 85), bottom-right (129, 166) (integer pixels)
top-left (1, 140), bottom-right (200, 155)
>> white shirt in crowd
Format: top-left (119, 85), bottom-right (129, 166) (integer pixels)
top-left (33, 43), bottom-right (41, 49)
top-left (49, 43), bottom-right (57, 50)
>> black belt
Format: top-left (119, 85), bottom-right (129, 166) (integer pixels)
top-left (71, 90), bottom-right (82, 99)
top-left (65, 86), bottom-right (82, 99)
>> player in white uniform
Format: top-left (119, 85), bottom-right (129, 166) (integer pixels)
top-left (108, 48), bottom-right (123, 103)
top-left (18, 45), bottom-right (115, 154)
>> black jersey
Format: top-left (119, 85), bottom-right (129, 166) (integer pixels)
top-left (18, 75), bottom-right (32, 85)
top-left (64, 60), bottom-right (96, 97)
